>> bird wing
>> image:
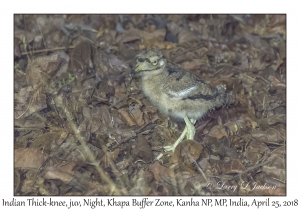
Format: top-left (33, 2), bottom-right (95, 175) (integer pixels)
top-left (162, 65), bottom-right (217, 100)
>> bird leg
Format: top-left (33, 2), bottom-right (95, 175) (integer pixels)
top-left (163, 126), bottom-right (187, 152)
top-left (186, 117), bottom-right (196, 140)
top-left (163, 116), bottom-right (196, 152)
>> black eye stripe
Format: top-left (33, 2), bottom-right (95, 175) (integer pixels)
top-left (145, 58), bottom-right (151, 63)
top-left (136, 56), bottom-right (164, 64)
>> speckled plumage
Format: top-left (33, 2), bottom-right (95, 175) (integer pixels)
top-left (132, 49), bottom-right (233, 121)
top-left (131, 49), bottom-right (234, 153)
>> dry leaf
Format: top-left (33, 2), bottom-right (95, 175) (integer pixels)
top-left (223, 159), bottom-right (246, 174)
top-left (171, 140), bottom-right (203, 168)
top-left (70, 39), bottom-right (95, 83)
top-left (118, 108), bottom-right (136, 126)
top-left (149, 161), bottom-right (175, 182)
top-left (14, 148), bottom-right (44, 169)
top-left (207, 125), bottom-right (229, 139)
top-left (131, 134), bottom-right (152, 162)
top-left (44, 167), bottom-right (74, 183)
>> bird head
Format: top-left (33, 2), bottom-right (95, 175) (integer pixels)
top-left (131, 49), bottom-right (167, 77)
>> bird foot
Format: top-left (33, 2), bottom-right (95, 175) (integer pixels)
top-left (163, 145), bottom-right (177, 153)
top-left (163, 117), bottom-right (196, 152)
top-left (163, 125), bottom-right (188, 152)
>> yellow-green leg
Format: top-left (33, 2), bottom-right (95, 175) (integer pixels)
top-left (186, 117), bottom-right (196, 140)
top-left (163, 116), bottom-right (196, 152)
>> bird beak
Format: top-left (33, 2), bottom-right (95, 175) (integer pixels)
top-left (131, 64), bottom-right (143, 76)
top-left (130, 69), bottom-right (137, 76)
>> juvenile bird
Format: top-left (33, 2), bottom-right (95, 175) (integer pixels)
top-left (131, 49), bottom-right (234, 152)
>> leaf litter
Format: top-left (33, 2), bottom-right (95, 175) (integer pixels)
top-left (14, 14), bottom-right (286, 195)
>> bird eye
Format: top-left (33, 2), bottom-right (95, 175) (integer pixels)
top-left (138, 58), bottom-right (144, 62)
top-left (152, 60), bottom-right (158, 66)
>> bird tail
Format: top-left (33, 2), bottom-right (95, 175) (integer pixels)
top-left (215, 84), bottom-right (235, 107)
top-left (224, 92), bottom-right (235, 106)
